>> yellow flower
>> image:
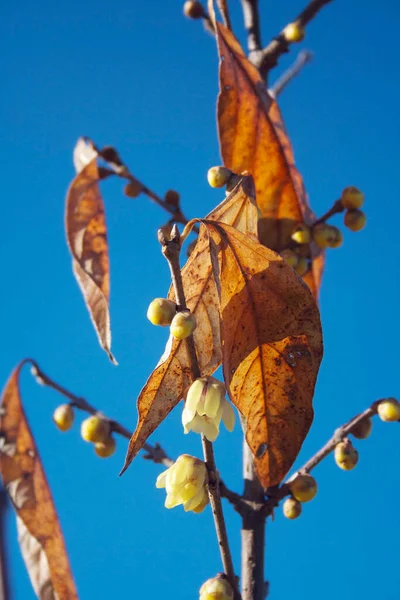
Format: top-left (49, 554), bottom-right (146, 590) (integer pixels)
top-left (199, 575), bottom-right (234, 600)
top-left (156, 454), bottom-right (209, 513)
top-left (182, 377), bottom-right (236, 441)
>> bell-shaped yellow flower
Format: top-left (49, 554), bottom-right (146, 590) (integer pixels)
top-left (156, 454), bottom-right (209, 513)
top-left (182, 377), bottom-right (235, 441)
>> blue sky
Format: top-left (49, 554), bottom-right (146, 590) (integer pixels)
top-left (1, 0), bottom-right (399, 598)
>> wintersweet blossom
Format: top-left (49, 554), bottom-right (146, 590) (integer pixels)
top-left (199, 575), bottom-right (234, 600)
top-left (155, 454), bottom-right (209, 513)
top-left (182, 377), bottom-right (235, 442)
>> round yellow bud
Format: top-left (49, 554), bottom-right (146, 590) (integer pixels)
top-left (183, 0), bottom-right (204, 19)
top-left (147, 298), bottom-right (176, 326)
top-left (344, 209), bottom-right (366, 232)
top-left (294, 256), bottom-right (309, 276)
top-left (207, 166), bottom-right (232, 188)
top-left (334, 440), bottom-right (359, 470)
top-left (53, 404), bottom-right (74, 432)
top-left (341, 186), bottom-right (364, 209)
top-left (289, 473), bottom-right (317, 503)
top-left (124, 179), bottom-right (142, 198)
top-left (280, 249), bottom-right (298, 269)
top-left (200, 576), bottom-right (234, 600)
top-left (94, 436), bottom-right (116, 458)
top-left (351, 418), bottom-right (372, 440)
top-left (312, 223), bottom-right (336, 249)
top-left (81, 415), bottom-right (110, 443)
top-left (327, 226), bottom-right (343, 249)
top-left (165, 189), bottom-right (180, 207)
top-left (377, 398), bottom-right (400, 422)
top-left (170, 311), bottom-right (197, 340)
top-left (291, 223), bottom-right (311, 245)
top-left (283, 497), bottom-right (302, 519)
top-left (283, 22), bottom-right (305, 43)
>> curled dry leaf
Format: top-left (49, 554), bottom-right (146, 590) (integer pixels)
top-left (65, 156), bottom-right (117, 363)
top-left (203, 220), bottom-right (323, 488)
top-left (121, 176), bottom-right (257, 474)
top-left (215, 22), bottom-right (324, 298)
top-left (0, 362), bottom-right (78, 599)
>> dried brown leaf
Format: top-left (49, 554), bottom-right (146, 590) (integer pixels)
top-left (121, 176), bottom-right (257, 473)
top-left (216, 22), bottom-right (324, 298)
top-left (0, 363), bottom-right (78, 599)
top-left (203, 220), bottom-right (323, 488)
top-left (65, 158), bottom-right (116, 363)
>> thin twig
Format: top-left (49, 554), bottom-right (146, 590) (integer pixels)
top-left (160, 226), bottom-right (239, 593)
top-left (254, 0), bottom-right (333, 79)
top-left (270, 50), bottom-right (313, 97)
top-left (264, 400), bottom-right (387, 516)
top-left (240, 0), bottom-right (262, 56)
top-left (27, 359), bottom-right (173, 468)
top-left (314, 199), bottom-right (343, 225)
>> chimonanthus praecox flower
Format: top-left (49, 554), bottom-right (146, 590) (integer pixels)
top-left (199, 575), bottom-right (234, 600)
top-left (156, 454), bottom-right (209, 513)
top-left (182, 376), bottom-right (235, 442)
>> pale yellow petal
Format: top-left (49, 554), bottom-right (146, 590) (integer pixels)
top-left (155, 469), bottom-right (169, 489)
top-left (183, 487), bottom-right (205, 512)
top-left (222, 399), bottom-right (236, 432)
top-left (186, 378), bottom-right (207, 413)
top-left (165, 491), bottom-right (183, 509)
top-left (204, 382), bottom-right (223, 419)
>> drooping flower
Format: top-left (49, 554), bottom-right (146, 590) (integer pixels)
top-left (182, 377), bottom-right (235, 442)
top-left (156, 454), bottom-right (209, 513)
top-left (199, 575), bottom-right (234, 600)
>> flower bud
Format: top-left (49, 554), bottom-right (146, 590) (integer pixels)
top-left (288, 473), bottom-right (317, 503)
top-left (312, 223), bottom-right (337, 249)
top-left (207, 166), bottom-right (233, 188)
top-left (183, 1), bottom-right (204, 19)
top-left (94, 436), bottom-right (116, 458)
top-left (124, 180), bottom-right (142, 198)
top-left (294, 256), bottom-right (309, 276)
top-left (377, 398), bottom-right (400, 422)
top-left (283, 22), bottom-right (305, 43)
top-left (351, 417), bottom-right (372, 440)
top-left (334, 439), bottom-right (359, 470)
top-left (199, 575), bottom-right (234, 600)
top-left (291, 223), bottom-right (311, 245)
top-left (283, 497), bottom-right (302, 519)
top-left (341, 186), bottom-right (364, 209)
top-left (344, 209), bottom-right (366, 232)
top-left (147, 298), bottom-right (176, 326)
top-left (280, 249), bottom-right (298, 269)
top-left (170, 311), bottom-right (197, 340)
top-left (81, 415), bottom-right (110, 443)
top-left (327, 226), bottom-right (343, 248)
top-left (182, 377), bottom-right (235, 441)
top-left (156, 454), bottom-right (209, 512)
top-left (53, 404), bottom-right (74, 432)
top-left (164, 189), bottom-right (180, 207)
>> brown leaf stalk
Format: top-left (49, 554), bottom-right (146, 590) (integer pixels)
top-left (314, 199), bottom-right (344, 225)
top-left (270, 50), bottom-right (313, 97)
top-left (264, 399), bottom-right (390, 515)
top-left (254, 0), bottom-right (333, 79)
top-left (160, 226), bottom-right (238, 592)
top-left (27, 359), bottom-right (173, 467)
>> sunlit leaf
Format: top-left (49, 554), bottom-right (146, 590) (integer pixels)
top-left (215, 22), bottom-right (324, 298)
top-left (203, 220), bottom-right (323, 488)
top-left (121, 176), bottom-right (257, 473)
top-left (65, 157), bottom-right (116, 363)
top-left (0, 362), bottom-right (78, 600)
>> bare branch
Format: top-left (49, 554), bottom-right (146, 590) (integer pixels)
top-left (269, 50), bottom-right (313, 97)
top-left (240, 0), bottom-right (262, 56)
top-left (160, 226), bottom-right (239, 594)
top-left (264, 400), bottom-right (390, 516)
top-left (254, 0), bottom-right (333, 79)
top-left (28, 359), bottom-right (173, 468)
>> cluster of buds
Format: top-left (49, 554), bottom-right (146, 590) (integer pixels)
top-left (182, 377), bottom-right (236, 442)
top-left (282, 473), bottom-right (317, 519)
top-left (80, 415), bottom-right (116, 458)
top-left (280, 186), bottom-right (366, 275)
top-left (199, 575), bottom-right (234, 600)
top-left (147, 298), bottom-right (197, 341)
top-left (156, 454), bottom-right (209, 513)
top-left (52, 405), bottom-right (116, 458)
